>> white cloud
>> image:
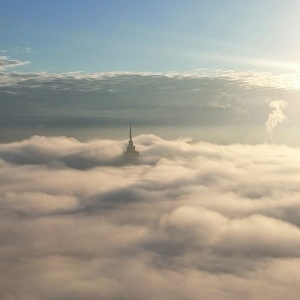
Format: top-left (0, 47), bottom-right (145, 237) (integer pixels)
top-left (1, 68), bottom-right (300, 90)
top-left (0, 56), bottom-right (29, 71)
top-left (1, 135), bottom-right (300, 299)
top-left (265, 99), bottom-right (288, 137)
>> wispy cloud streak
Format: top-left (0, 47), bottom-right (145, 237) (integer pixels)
top-left (0, 56), bottom-right (29, 71)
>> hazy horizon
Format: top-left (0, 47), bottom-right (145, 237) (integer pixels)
top-left (0, 69), bottom-right (298, 145)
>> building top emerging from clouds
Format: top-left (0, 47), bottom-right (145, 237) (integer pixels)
top-left (124, 123), bottom-right (139, 158)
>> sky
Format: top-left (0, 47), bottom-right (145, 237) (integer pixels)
top-left (2, 0), bottom-right (300, 72)
top-left (1, 0), bottom-right (300, 143)
top-left (2, 1), bottom-right (300, 299)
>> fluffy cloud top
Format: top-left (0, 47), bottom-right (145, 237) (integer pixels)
top-left (1, 135), bottom-right (300, 299)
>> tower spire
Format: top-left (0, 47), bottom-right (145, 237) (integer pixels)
top-left (129, 122), bottom-right (132, 141)
top-left (124, 122), bottom-right (139, 158)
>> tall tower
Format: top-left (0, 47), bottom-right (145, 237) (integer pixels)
top-left (124, 123), bottom-right (139, 157)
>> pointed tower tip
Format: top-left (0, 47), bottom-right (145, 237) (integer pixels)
top-left (124, 122), bottom-right (139, 157)
top-left (129, 122), bottom-right (132, 141)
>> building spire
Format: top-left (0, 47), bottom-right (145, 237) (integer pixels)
top-left (129, 122), bottom-right (132, 141)
top-left (124, 122), bottom-right (139, 158)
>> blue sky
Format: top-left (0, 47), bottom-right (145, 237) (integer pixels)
top-left (2, 0), bottom-right (300, 72)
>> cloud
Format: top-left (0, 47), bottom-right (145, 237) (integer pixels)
top-left (0, 135), bottom-right (125, 168)
top-left (2, 66), bottom-right (300, 145)
top-left (1, 69), bottom-right (300, 90)
top-left (0, 56), bottom-right (29, 71)
top-left (209, 92), bottom-right (249, 122)
top-left (265, 99), bottom-right (288, 137)
top-left (0, 54), bottom-right (299, 145)
top-left (1, 135), bottom-right (300, 299)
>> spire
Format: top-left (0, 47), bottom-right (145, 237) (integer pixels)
top-left (124, 122), bottom-right (139, 158)
top-left (129, 122), bottom-right (132, 141)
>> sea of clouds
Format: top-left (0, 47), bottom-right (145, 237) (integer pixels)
top-left (1, 134), bottom-right (300, 299)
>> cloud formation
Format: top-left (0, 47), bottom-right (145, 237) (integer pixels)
top-left (265, 99), bottom-right (288, 137)
top-left (0, 55), bottom-right (29, 71)
top-left (1, 135), bottom-right (300, 299)
top-left (1, 67), bottom-right (298, 144)
top-left (1, 69), bottom-right (300, 90)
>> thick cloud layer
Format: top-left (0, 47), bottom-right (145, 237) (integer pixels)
top-left (1, 135), bottom-right (300, 299)
top-left (1, 69), bottom-right (300, 144)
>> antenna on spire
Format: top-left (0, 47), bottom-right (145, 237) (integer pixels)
top-left (129, 122), bottom-right (132, 141)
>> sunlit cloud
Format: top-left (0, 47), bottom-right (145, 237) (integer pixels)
top-left (1, 135), bottom-right (300, 299)
top-left (2, 68), bottom-right (300, 91)
top-left (265, 100), bottom-right (288, 138)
